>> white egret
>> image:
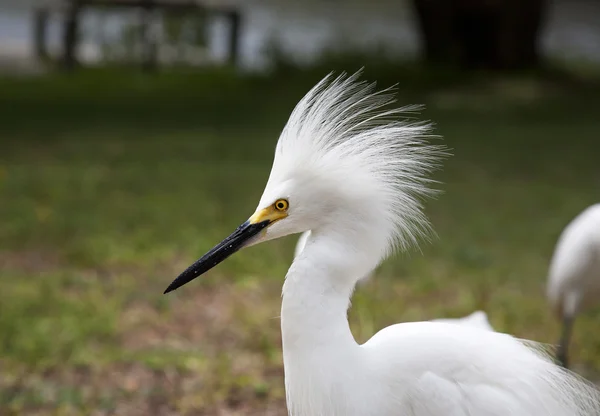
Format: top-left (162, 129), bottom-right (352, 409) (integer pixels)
top-left (164, 71), bottom-right (600, 415)
top-left (547, 203), bottom-right (600, 368)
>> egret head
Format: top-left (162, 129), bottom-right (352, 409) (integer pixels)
top-left (164, 70), bottom-right (446, 294)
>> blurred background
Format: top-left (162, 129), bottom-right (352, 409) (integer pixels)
top-left (0, 0), bottom-right (599, 414)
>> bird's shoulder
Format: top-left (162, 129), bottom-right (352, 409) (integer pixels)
top-left (559, 204), bottom-right (600, 245)
top-left (548, 204), bottom-right (600, 291)
top-left (362, 321), bottom-right (514, 380)
top-left (360, 322), bottom-right (600, 415)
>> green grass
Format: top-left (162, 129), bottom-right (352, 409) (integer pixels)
top-left (1, 66), bottom-right (600, 415)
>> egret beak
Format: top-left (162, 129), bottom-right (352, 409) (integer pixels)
top-left (163, 206), bottom-right (286, 294)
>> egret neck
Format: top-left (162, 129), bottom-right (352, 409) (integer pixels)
top-left (281, 228), bottom-right (382, 414)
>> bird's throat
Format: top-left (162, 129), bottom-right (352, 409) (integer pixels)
top-left (281, 268), bottom-right (357, 352)
top-left (280, 233), bottom-right (376, 353)
top-left (280, 240), bottom-right (366, 415)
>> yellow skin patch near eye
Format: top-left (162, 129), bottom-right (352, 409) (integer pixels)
top-left (249, 200), bottom-right (289, 225)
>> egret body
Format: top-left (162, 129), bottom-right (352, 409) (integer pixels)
top-left (165, 72), bottom-right (600, 415)
top-left (547, 204), bottom-right (600, 368)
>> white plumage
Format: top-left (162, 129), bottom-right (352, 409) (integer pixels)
top-left (431, 310), bottom-right (495, 331)
top-left (546, 203), bottom-right (600, 368)
top-left (166, 71), bottom-right (600, 415)
top-left (295, 230), bottom-right (374, 284)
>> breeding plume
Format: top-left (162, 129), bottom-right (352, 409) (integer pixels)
top-left (431, 310), bottom-right (495, 331)
top-left (164, 72), bottom-right (600, 415)
top-left (547, 204), bottom-right (600, 368)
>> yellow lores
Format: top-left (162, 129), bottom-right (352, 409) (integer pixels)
top-left (249, 198), bottom-right (289, 225)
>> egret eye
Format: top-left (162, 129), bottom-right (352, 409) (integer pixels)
top-left (274, 199), bottom-right (289, 211)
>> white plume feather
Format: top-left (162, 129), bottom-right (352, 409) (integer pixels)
top-left (265, 70), bottom-right (447, 256)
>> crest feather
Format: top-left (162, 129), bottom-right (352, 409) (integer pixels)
top-left (273, 70), bottom-right (448, 254)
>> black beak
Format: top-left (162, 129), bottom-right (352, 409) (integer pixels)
top-left (163, 220), bottom-right (270, 294)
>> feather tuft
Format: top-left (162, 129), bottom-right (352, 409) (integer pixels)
top-left (270, 69), bottom-right (449, 256)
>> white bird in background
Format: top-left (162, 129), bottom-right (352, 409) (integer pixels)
top-left (164, 71), bottom-right (600, 415)
top-left (297, 231), bottom-right (495, 332)
top-left (547, 204), bottom-right (600, 369)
